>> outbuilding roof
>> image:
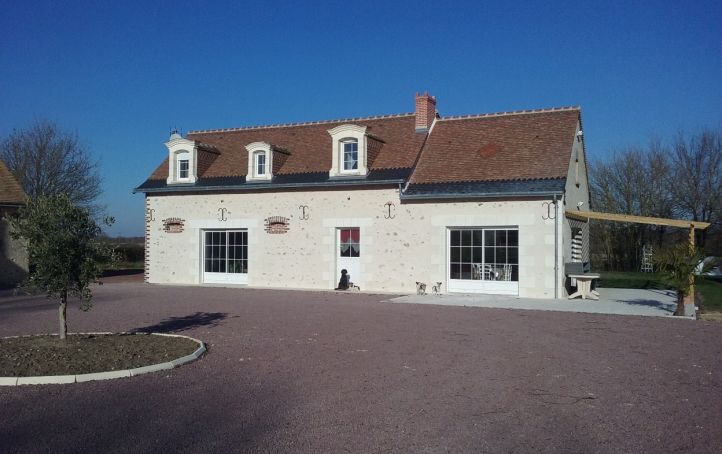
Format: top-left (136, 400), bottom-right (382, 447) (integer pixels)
top-left (0, 160), bottom-right (26, 205)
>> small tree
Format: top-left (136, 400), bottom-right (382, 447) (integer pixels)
top-left (653, 243), bottom-right (704, 316)
top-left (9, 195), bottom-right (116, 339)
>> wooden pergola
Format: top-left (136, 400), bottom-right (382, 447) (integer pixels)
top-left (565, 210), bottom-right (711, 316)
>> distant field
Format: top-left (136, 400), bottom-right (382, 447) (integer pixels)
top-left (103, 239), bottom-right (144, 270)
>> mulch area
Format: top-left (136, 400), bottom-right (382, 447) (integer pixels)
top-left (0, 333), bottom-right (198, 377)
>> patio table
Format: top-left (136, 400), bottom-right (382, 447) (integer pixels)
top-left (567, 273), bottom-right (601, 300)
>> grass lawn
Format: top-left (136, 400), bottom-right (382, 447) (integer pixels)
top-left (597, 271), bottom-right (673, 290)
top-left (598, 271), bottom-right (722, 313)
top-left (697, 277), bottom-right (722, 312)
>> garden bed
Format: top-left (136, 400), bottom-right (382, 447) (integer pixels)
top-left (0, 333), bottom-right (199, 377)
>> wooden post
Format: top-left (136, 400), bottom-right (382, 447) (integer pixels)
top-left (684, 226), bottom-right (696, 316)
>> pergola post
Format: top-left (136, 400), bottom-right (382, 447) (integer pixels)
top-left (683, 226), bottom-right (696, 316)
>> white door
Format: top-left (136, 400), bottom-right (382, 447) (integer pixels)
top-left (336, 227), bottom-right (360, 287)
top-left (203, 230), bottom-right (249, 284)
top-left (447, 228), bottom-right (519, 295)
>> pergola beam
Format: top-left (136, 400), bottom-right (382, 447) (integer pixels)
top-left (565, 210), bottom-right (710, 230)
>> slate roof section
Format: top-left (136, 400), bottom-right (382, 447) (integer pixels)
top-left (409, 107), bottom-right (580, 184)
top-left (0, 160), bottom-right (26, 205)
top-left (402, 178), bottom-right (566, 199)
top-left (135, 168), bottom-right (412, 193)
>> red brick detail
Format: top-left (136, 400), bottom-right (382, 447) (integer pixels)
top-left (415, 92), bottom-right (436, 131)
top-left (264, 216), bottom-right (289, 234)
top-left (162, 217), bottom-right (185, 233)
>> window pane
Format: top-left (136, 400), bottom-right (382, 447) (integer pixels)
top-left (461, 246), bottom-right (471, 263)
top-left (450, 246), bottom-right (460, 262)
top-left (484, 230), bottom-right (495, 246)
top-left (349, 228), bottom-right (360, 243)
top-left (472, 247), bottom-right (484, 263)
top-left (508, 230), bottom-right (518, 247)
top-left (472, 230), bottom-right (484, 246)
top-left (511, 265), bottom-right (519, 282)
top-left (461, 264), bottom-right (472, 280)
top-left (350, 244), bottom-right (360, 257)
top-left (508, 247), bottom-right (518, 264)
top-left (484, 247), bottom-right (495, 264)
top-left (450, 263), bottom-right (461, 279)
top-left (450, 230), bottom-right (461, 246)
top-left (497, 248), bottom-right (507, 264)
top-left (496, 230), bottom-right (507, 247)
top-left (461, 230), bottom-right (472, 246)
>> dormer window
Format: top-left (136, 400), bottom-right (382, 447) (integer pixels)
top-left (341, 139), bottom-right (358, 172)
top-left (328, 124), bottom-right (368, 178)
top-left (165, 133), bottom-right (198, 184)
top-left (245, 142), bottom-right (273, 182)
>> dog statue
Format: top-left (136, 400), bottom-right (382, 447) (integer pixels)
top-left (415, 282), bottom-right (427, 295)
top-left (431, 282), bottom-right (442, 295)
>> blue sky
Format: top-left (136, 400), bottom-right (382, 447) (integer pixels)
top-left (1, 0), bottom-right (720, 236)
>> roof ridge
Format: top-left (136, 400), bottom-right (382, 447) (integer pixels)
top-left (188, 112), bottom-right (415, 134)
top-left (438, 106), bottom-right (580, 122)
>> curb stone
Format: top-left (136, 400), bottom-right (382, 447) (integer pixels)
top-left (0, 332), bottom-right (205, 386)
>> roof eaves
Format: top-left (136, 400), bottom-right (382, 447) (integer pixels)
top-left (133, 178), bottom-right (406, 194)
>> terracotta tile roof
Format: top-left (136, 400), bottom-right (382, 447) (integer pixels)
top-left (0, 160), bottom-right (26, 205)
top-left (139, 106), bottom-right (581, 193)
top-left (409, 107), bottom-right (580, 184)
top-left (147, 114), bottom-right (425, 180)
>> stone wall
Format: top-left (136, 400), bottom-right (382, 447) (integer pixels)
top-left (0, 207), bottom-right (28, 288)
top-left (145, 187), bottom-right (564, 298)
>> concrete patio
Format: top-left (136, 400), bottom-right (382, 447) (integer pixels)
top-left (389, 288), bottom-right (684, 318)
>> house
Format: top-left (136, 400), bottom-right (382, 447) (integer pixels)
top-left (0, 159), bottom-right (28, 288)
top-left (135, 93), bottom-right (590, 298)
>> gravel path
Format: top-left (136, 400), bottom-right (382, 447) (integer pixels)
top-left (1, 283), bottom-right (720, 453)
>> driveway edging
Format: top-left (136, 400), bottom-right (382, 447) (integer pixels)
top-left (0, 332), bottom-right (206, 386)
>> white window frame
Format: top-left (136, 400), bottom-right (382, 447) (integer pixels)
top-left (341, 139), bottom-right (359, 173)
top-left (245, 142), bottom-right (273, 181)
top-left (327, 124), bottom-right (368, 177)
top-left (177, 152), bottom-right (190, 180)
top-left (254, 151), bottom-right (267, 177)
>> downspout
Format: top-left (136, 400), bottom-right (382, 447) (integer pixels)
top-left (554, 194), bottom-right (559, 299)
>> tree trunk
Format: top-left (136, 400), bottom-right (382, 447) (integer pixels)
top-left (59, 292), bottom-right (67, 340)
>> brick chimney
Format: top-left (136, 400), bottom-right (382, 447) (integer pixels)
top-left (415, 91), bottom-right (436, 132)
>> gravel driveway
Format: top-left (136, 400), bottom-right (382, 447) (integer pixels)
top-left (1, 282), bottom-right (720, 453)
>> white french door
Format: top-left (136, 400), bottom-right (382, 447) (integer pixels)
top-left (336, 227), bottom-right (360, 287)
top-left (202, 230), bottom-right (248, 284)
top-left (447, 227), bottom-right (519, 295)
